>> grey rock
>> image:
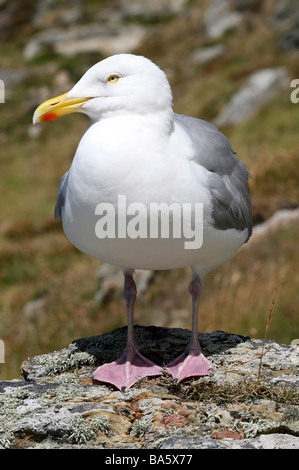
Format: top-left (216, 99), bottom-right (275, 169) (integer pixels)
top-left (189, 45), bottom-right (226, 65)
top-left (23, 28), bottom-right (62, 60)
top-left (0, 68), bottom-right (28, 87)
top-left (160, 433), bottom-right (299, 449)
top-left (22, 328), bottom-right (252, 381)
top-left (56, 25), bottom-right (146, 58)
top-left (23, 297), bottom-right (46, 319)
top-left (120, 0), bottom-right (187, 19)
top-left (32, 0), bottom-right (82, 27)
top-left (271, 1), bottom-right (299, 52)
top-left (214, 67), bottom-right (288, 127)
top-left (0, 327), bottom-right (298, 449)
top-left (204, 0), bottom-right (243, 39)
top-left (278, 27), bottom-right (299, 52)
top-left (96, 264), bottom-right (155, 303)
top-left (245, 208), bottom-right (299, 246)
top-left (271, 1), bottom-right (299, 31)
top-left (24, 24), bottom-right (146, 60)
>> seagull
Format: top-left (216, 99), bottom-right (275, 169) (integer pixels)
top-left (33, 54), bottom-right (252, 390)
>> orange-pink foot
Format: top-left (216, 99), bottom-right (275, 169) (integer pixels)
top-left (93, 343), bottom-right (163, 391)
top-left (166, 345), bottom-right (214, 383)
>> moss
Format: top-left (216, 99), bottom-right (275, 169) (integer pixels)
top-left (130, 418), bottom-right (150, 438)
top-left (68, 415), bottom-right (96, 444)
top-left (30, 348), bottom-right (96, 377)
top-left (0, 431), bottom-right (14, 449)
top-left (68, 414), bottom-right (110, 444)
top-left (92, 415), bottom-right (110, 435)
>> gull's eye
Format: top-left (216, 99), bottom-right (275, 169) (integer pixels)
top-left (107, 74), bottom-right (120, 84)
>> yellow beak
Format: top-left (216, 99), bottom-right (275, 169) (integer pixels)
top-left (33, 92), bottom-right (91, 124)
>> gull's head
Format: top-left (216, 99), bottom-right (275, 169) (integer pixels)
top-left (33, 54), bottom-right (173, 124)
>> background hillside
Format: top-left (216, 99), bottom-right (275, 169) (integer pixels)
top-left (0, 0), bottom-right (298, 380)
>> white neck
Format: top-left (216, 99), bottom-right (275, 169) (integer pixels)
top-left (90, 107), bottom-right (174, 140)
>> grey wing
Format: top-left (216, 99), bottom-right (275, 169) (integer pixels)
top-left (54, 171), bottom-right (69, 221)
top-left (174, 113), bottom-right (252, 241)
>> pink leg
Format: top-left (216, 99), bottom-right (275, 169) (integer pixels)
top-left (166, 273), bottom-right (214, 383)
top-left (93, 271), bottom-right (163, 390)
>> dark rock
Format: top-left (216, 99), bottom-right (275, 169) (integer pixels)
top-left (271, 1), bottom-right (299, 52)
top-left (214, 67), bottom-right (288, 127)
top-left (278, 27), bottom-right (299, 52)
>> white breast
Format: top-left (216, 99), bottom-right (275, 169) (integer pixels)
top-left (61, 118), bottom-right (247, 275)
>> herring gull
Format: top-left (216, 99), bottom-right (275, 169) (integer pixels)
top-left (33, 54), bottom-right (252, 390)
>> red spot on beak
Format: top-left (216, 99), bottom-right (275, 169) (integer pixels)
top-left (40, 112), bottom-right (58, 122)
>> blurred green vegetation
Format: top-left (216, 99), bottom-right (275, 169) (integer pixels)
top-left (0, 0), bottom-right (298, 379)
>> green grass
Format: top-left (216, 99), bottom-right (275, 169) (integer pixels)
top-left (0, 1), bottom-right (298, 380)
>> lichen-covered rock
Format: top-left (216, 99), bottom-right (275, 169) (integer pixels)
top-left (0, 327), bottom-right (298, 449)
top-left (160, 433), bottom-right (299, 449)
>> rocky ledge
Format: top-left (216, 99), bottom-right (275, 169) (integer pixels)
top-left (0, 326), bottom-right (298, 449)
